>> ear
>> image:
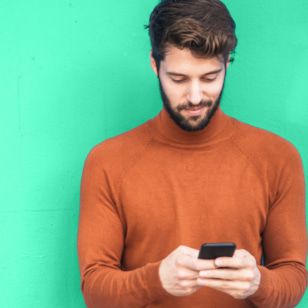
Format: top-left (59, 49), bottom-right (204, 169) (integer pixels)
top-left (150, 51), bottom-right (158, 76)
top-left (226, 54), bottom-right (233, 69)
top-left (226, 60), bottom-right (230, 69)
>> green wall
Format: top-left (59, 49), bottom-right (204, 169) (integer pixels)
top-left (0, 1), bottom-right (307, 307)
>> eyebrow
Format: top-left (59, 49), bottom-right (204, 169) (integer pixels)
top-left (166, 68), bottom-right (223, 77)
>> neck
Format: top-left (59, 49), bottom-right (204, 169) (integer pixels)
top-left (148, 107), bottom-right (234, 148)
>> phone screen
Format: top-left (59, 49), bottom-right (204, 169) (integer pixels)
top-left (198, 242), bottom-right (236, 259)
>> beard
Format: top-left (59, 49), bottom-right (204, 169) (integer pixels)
top-left (158, 78), bottom-right (225, 132)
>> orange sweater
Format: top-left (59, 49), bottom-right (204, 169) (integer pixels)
top-left (78, 108), bottom-right (307, 308)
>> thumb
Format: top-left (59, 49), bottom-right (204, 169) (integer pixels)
top-left (177, 245), bottom-right (199, 258)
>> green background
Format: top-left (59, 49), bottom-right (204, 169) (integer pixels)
top-left (0, 0), bottom-right (307, 307)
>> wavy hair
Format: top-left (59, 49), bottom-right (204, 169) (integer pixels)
top-left (145, 0), bottom-right (237, 68)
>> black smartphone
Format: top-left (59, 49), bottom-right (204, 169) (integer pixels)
top-left (198, 242), bottom-right (236, 259)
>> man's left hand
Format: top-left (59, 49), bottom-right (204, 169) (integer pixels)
top-left (197, 249), bottom-right (261, 299)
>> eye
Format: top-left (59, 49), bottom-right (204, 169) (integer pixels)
top-left (202, 75), bottom-right (217, 82)
top-left (171, 78), bottom-right (187, 84)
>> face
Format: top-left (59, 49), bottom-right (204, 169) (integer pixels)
top-left (151, 46), bottom-right (228, 131)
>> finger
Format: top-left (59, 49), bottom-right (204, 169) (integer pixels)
top-left (214, 257), bottom-right (249, 269)
top-left (177, 255), bottom-right (216, 271)
top-left (214, 251), bottom-right (254, 269)
top-left (195, 258), bottom-right (217, 271)
top-left (176, 267), bottom-right (200, 280)
top-left (177, 278), bottom-right (199, 288)
top-left (177, 245), bottom-right (199, 258)
top-left (197, 278), bottom-right (250, 291)
top-left (199, 269), bottom-right (254, 281)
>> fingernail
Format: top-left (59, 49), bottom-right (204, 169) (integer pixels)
top-left (215, 259), bottom-right (222, 267)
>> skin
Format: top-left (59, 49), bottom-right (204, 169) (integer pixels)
top-left (150, 46), bottom-right (261, 299)
top-left (150, 46), bottom-right (227, 131)
top-left (158, 246), bottom-right (261, 299)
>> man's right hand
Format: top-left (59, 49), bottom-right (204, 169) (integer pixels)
top-left (158, 245), bottom-right (216, 296)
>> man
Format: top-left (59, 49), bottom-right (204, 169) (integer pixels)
top-left (78, 0), bottom-right (307, 307)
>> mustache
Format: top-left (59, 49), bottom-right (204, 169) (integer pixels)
top-left (176, 100), bottom-right (213, 112)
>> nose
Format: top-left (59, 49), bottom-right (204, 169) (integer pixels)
top-left (187, 80), bottom-right (203, 105)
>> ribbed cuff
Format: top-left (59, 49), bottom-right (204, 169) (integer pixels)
top-left (143, 260), bottom-right (173, 302)
top-left (248, 265), bottom-right (273, 305)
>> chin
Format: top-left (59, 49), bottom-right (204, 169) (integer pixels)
top-left (184, 113), bottom-right (211, 129)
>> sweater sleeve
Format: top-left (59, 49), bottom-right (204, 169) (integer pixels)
top-left (248, 149), bottom-right (308, 307)
top-left (77, 147), bottom-right (169, 308)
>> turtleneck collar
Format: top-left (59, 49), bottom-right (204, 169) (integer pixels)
top-left (147, 107), bottom-right (234, 148)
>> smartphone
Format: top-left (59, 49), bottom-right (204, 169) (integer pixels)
top-left (198, 242), bottom-right (236, 259)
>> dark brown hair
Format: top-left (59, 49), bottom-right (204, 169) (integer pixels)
top-left (145, 0), bottom-right (237, 69)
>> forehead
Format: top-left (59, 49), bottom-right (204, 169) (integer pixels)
top-left (160, 46), bottom-right (224, 75)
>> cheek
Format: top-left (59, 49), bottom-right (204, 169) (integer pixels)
top-left (161, 78), bottom-right (183, 104)
top-left (167, 88), bottom-right (183, 105)
top-left (206, 80), bottom-right (224, 100)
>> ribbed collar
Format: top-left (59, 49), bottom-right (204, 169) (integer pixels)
top-left (147, 107), bottom-right (234, 148)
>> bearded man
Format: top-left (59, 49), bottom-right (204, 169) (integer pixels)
top-left (78, 1), bottom-right (307, 307)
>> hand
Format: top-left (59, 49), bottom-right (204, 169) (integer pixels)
top-left (197, 249), bottom-right (261, 299)
top-left (159, 245), bottom-right (216, 296)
